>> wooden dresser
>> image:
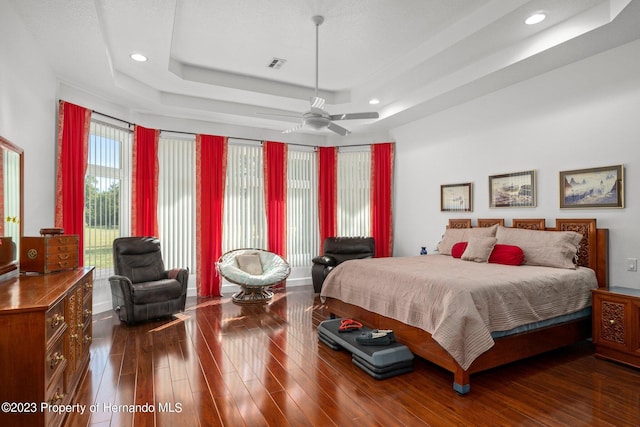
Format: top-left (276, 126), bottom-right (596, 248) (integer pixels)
top-left (0, 267), bottom-right (94, 427)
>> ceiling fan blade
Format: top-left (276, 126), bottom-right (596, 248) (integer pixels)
top-left (256, 112), bottom-right (302, 119)
top-left (330, 112), bottom-right (379, 121)
top-left (282, 123), bottom-right (304, 134)
top-left (327, 122), bottom-right (351, 136)
top-left (310, 96), bottom-right (325, 109)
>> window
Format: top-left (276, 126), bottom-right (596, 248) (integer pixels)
top-left (287, 148), bottom-right (318, 267)
top-left (85, 119), bottom-right (132, 280)
top-left (337, 148), bottom-right (371, 237)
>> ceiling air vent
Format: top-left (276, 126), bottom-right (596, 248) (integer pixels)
top-left (267, 58), bottom-right (287, 69)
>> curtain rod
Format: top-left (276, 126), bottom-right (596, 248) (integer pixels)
top-left (91, 110), bottom-right (316, 149)
top-left (90, 109), bottom-right (389, 149)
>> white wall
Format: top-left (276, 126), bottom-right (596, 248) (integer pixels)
top-left (0, 2), bottom-right (58, 235)
top-left (392, 39), bottom-right (640, 289)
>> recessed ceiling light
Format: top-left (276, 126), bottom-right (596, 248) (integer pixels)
top-left (369, 98), bottom-right (380, 105)
top-left (130, 53), bottom-right (148, 62)
top-left (525, 13), bottom-right (546, 25)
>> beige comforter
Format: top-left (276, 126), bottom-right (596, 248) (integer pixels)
top-left (320, 254), bottom-right (597, 370)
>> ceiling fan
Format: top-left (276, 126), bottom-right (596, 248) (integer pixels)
top-left (264, 15), bottom-right (379, 136)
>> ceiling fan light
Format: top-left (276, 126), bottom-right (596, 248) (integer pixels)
top-left (305, 116), bottom-right (328, 130)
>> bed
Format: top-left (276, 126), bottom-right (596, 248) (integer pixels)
top-left (321, 218), bottom-right (608, 394)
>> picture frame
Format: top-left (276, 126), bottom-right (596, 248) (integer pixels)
top-left (559, 165), bottom-right (624, 208)
top-left (489, 170), bottom-right (536, 208)
top-left (440, 182), bottom-right (472, 212)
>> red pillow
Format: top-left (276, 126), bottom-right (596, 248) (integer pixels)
top-left (451, 241), bottom-right (468, 258)
top-left (488, 244), bottom-right (525, 266)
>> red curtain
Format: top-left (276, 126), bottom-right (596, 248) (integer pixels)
top-left (317, 146), bottom-right (337, 252)
top-left (370, 142), bottom-right (395, 257)
top-left (55, 101), bottom-right (91, 265)
top-left (196, 134), bottom-right (228, 297)
top-left (131, 125), bottom-right (160, 237)
top-left (263, 141), bottom-right (288, 258)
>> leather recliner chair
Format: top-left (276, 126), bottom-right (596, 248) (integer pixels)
top-left (109, 237), bottom-right (189, 324)
top-left (311, 237), bottom-right (375, 293)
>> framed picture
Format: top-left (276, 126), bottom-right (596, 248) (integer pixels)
top-left (559, 165), bottom-right (624, 208)
top-left (489, 170), bottom-right (536, 208)
top-left (441, 182), bottom-right (472, 212)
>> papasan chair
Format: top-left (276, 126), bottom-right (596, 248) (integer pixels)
top-left (216, 248), bottom-right (291, 304)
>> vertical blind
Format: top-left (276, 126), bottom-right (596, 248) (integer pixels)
top-left (222, 141), bottom-right (267, 252)
top-left (337, 148), bottom-right (371, 237)
top-left (287, 148), bottom-right (318, 267)
top-left (158, 136), bottom-right (196, 271)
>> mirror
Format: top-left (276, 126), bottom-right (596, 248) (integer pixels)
top-left (0, 136), bottom-right (23, 276)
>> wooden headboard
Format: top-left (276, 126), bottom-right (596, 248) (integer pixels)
top-left (447, 218), bottom-right (608, 288)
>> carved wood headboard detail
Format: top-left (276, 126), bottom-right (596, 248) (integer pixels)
top-left (478, 218), bottom-right (504, 227)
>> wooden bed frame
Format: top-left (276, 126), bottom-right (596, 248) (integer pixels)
top-left (324, 218), bottom-right (609, 394)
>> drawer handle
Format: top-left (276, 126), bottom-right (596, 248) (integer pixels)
top-left (85, 283), bottom-right (93, 289)
top-left (609, 319), bottom-right (615, 325)
top-left (51, 313), bottom-right (64, 327)
top-left (50, 352), bottom-right (65, 369)
top-left (78, 322), bottom-right (84, 330)
top-left (70, 332), bottom-right (78, 340)
top-left (83, 335), bottom-right (92, 344)
top-left (58, 253), bottom-right (70, 260)
top-left (49, 391), bottom-right (65, 405)
top-left (57, 261), bottom-right (69, 267)
top-left (84, 309), bottom-right (92, 317)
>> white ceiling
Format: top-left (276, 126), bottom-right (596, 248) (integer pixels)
top-left (8, 0), bottom-right (640, 139)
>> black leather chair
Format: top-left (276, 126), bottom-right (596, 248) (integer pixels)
top-left (109, 237), bottom-right (189, 324)
top-left (311, 237), bottom-right (375, 293)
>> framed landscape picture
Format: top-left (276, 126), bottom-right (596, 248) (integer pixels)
top-left (489, 170), bottom-right (536, 208)
top-left (559, 165), bottom-right (624, 208)
top-left (440, 182), bottom-right (472, 212)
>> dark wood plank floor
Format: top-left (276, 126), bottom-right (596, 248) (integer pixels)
top-left (65, 285), bottom-right (640, 427)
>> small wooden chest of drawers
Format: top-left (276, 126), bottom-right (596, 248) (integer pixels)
top-left (20, 235), bottom-right (79, 274)
top-left (592, 287), bottom-right (640, 369)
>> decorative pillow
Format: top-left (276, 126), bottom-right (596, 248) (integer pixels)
top-left (451, 242), bottom-right (468, 259)
top-left (437, 224), bottom-right (498, 255)
top-left (236, 253), bottom-right (263, 275)
top-left (488, 244), bottom-right (525, 266)
top-left (461, 237), bottom-right (497, 263)
top-left (495, 226), bottom-right (582, 269)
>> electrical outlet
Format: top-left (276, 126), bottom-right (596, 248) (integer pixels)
top-left (627, 258), bottom-right (637, 272)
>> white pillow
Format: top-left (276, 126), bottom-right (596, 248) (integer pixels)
top-left (437, 224), bottom-right (498, 255)
top-left (495, 226), bottom-right (582, 269)
top-left (461, 237), bottom-right (497, 263)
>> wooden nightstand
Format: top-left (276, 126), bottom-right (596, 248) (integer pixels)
top-left (592, 287), bottom-right (640, 369)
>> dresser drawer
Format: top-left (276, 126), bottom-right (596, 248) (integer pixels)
top-left (45, 337), bottom-right (66, 387)
top-left (44, 371), bottom-right (66, 427)
top-left (45, 299), bottom-right (66, 345)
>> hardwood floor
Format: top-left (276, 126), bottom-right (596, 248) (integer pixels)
top-left (65, 285), bottom-right (640, 427)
